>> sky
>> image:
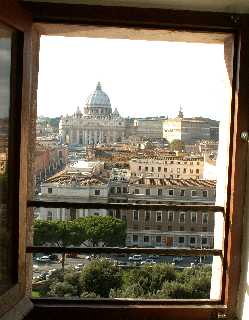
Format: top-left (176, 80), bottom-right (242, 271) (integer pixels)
top-left (37, 36), bottom-right (228, 121)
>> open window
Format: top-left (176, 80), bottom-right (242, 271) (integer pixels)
top-left (1, 2), bottom-right (249, 320)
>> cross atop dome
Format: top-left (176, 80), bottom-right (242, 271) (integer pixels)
top-left (96, 81), bottom-right (102, 90)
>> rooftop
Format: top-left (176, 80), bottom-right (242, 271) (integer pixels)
top-left (130, 177), bottom-right (216, 188)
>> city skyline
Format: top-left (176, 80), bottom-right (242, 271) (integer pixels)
top-left (37, 36), bottom-right (229, 121)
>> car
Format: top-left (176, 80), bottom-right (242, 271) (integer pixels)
top-left (148, 254), bottom-right (160, 260)
top-left (173, 256), bottom-right (183, 263)
top-left (140, 259), bottom-right (156, 265)
top-left (33, 264), bottom-right (39, 271)
top-left (48, 254), bottom-right (59, 261)
top-left (128, 254), bottom-right (143, 262)
top-left (117, 261), bottom-right (130, 268)
top-left (36, 256), bottom-right (51, 263)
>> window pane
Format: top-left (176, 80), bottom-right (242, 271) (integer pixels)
top-left (0, 24), bottom-right (15, 293)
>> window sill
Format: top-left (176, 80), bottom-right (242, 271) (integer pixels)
top-left (26, 298), bottom-right (227, 320)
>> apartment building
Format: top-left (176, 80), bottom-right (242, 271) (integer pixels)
top-left (110, 177), bottom-right (215, 248)
top-left (37, 171), bottom-right (109, 220)
top-left (129, 156), bottom-right (204, 179)
top-left (163, 110), bottom-right (219, 144)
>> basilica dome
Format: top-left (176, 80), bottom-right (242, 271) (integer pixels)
top-left (86, 82), bottom-right (111, 108)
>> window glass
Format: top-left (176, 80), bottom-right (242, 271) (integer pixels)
top-left (0, 24), bottom-right (15, 294)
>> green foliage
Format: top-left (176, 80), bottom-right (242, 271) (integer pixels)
top-left (48, 281), bottom-right (78, 298)
top-left (79, 259), bottom-right (122, 298)
top-left (158, 281), bottom-right (194, 299)
top-left (34, 259), bottom-right (211, 299)
top-left (33, 219), bottom-right (86, 247)
top-left (77, 216), bottom-right (127, 247)
top-left (169, 139), bottom-right (185, 152)
top-left (122, 264), bottom-right (177, 296)
top-left (34, 216), bottom-right (126, 248)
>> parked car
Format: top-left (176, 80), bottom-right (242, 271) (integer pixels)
top-left (148, 254), bottom-right (160, 260)
top-left (36, 256), bottom-right (51, 263)
top-left (48, 254), bottom-right (59, 261)
top-left (173, 256), bottom-right (183, 263)
top-left (141, 258), bottom-right (156, 265)
top-left (128, 254), bottom-right (143, 262)
top-left (117, 261), bottom-right (130, 268)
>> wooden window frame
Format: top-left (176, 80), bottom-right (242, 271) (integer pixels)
top-left (1, 1), bottom-right (249, 319)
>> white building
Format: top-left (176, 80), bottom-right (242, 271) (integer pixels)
top-left (163, 109), bottom-right (219, 144)
top-left (129, 156), bottom-right (204, 179)
top-left (59, 82), bottom-right (127, 146)
top-left (37, 168), bottom-right (109, 220)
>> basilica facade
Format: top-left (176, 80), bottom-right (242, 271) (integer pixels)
top-left (59, 82), bottom-right (127, 146)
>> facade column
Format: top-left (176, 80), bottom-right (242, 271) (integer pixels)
top-left (77, 129), bottom-right (80, 144)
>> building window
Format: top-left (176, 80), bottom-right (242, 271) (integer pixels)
top-left (133, 210), bottom-right (139, 221)
top-left (191, 212), bottom-right (197, 223)
top-left (48, 187), bottom-right (52, 194)
top-left (110, 187), bottom-right (115, 194)
top-left (183, 168), bottom-right (187, 173)
top-left (138, 166), bottom-right (141, 171)
top-left (151, 166), bottom-right (154, 172)
top-left (180, 226), bottom-right (185, 231)
top-left (156, 236), bottom-right (161, 243)
top-left (133, 234), bottom-right (138, 242)
top-left (168, 225), bottom-right (172, 231)
top-left (203, 190), bottom-right (208, 197)
top-left (158, 167), bottom-right (161, 172)
top-left (123, 187), bottom-right (127, 193)
top-left (178, 236), bottom-right (185, 244)
top-left (177, 168), bottom-right (180, 173)
top-left (180, 189), bottom-right (185, 196)
top-left (158, 189), bottom-right (162, 196)
top-left (47, 211), bottom-right (53, 221)
top-left (115, 209), bottom-right (121, 219)
top-left (156, 211), bottom-right (162, 222)
top-left (190, 237), bottom-right (196, 244)
top-left (144, 236), bottom-right (149, 243)
top-left (164, 167), bottom-right (167, 172)
top-left (169, 189), bottom-right (174, 196)
top-left (196, 169), bottom-right (199, 174)
top-left (202, 212), bottom-right (208, 224)
top-left (168, 211), bottom-right (174, 222)
top-left (191, 190), bottom-right (197, 197)
top-left (179, 212), bottom-right (185, 223)
top-left (94, 189), bottom-right (100, 195)
top-left (134, 188), bottom-right (139, 194)
top-left (117, 187), bottom-right (121, 194)
top-left (70, 208), bottom-right (77, 220)
top-left (201, 237), bottom-right (208, 245)
top-left (145, 210), bottom-right (150, 221)
top-left (202, 226), bottom-right (208, 232)
top-left (190, 169), bottom-right (194, 174)
top-left (146, 188), bottom-right (150, 196)
top-left (121, 214), bottom-right (126, 221)
top-left (145, 166), bottom-right (148, 172)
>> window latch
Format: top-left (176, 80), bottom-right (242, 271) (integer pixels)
top-left (241, 131), bottom-right (249, 142)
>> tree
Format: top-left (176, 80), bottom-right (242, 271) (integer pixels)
top-left (79, 259), bottom-right (122, 297)
top-left (169, 139), bottom-right (185, 152)
top-left (121, 264), bottom-right (177, 296)
top-left (77, 216), bottom-right (127, 247)
top-left (33, 220), bottom-right (86, 270)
